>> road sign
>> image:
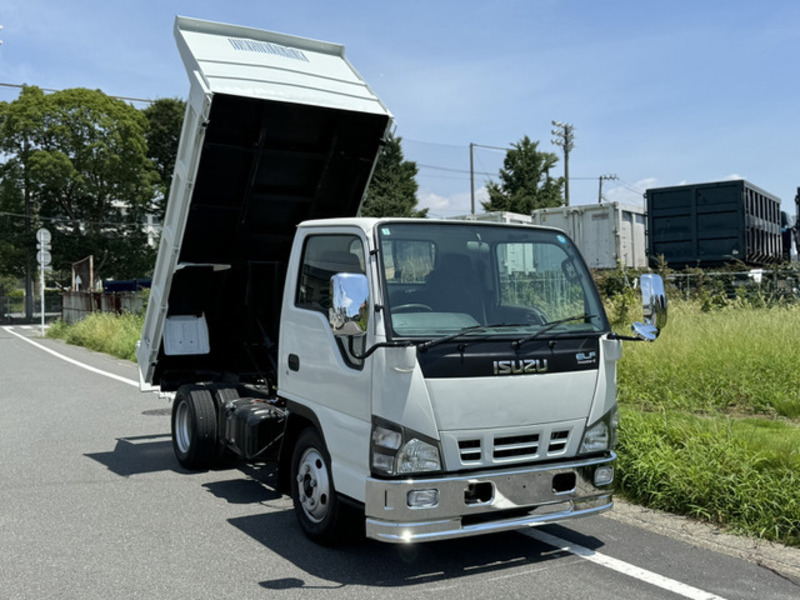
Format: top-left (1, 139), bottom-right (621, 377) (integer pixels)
top-left (36, 228), bottom-right (51, 245)
top-left (37, 249), bottom-right (52, 266)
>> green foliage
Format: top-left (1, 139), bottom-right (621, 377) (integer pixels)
top-left (610, 296), bottom-right (800, 546)
top-left (0, 275), bottom-right (18, 296)
top-left (361, 132), bottom-right (428, 218)
top-left (482, 136), bottom-right (564, 213)
top-left (143, 98), bottom-right (185, 220)
top-left (617, 301), bottom-right (800, 417)
top-left (0, 85), bottom-right (159, 283)
top-left (47, 312), bottom-right (144, 361)
top-left (594, 264), bottom-right (646, 329)
top-left (0, 151), bottom-right (30, 279)
top-left (616, 409), bottom-right (800, 546)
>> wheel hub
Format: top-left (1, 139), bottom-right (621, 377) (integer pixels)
top-left (296, 448), bottom-right (330, 523)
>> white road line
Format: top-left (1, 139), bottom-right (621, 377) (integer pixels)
top-left (3, 326), bottom-right (140, 388)
top-left (523, 528), bottom-right (729, 600)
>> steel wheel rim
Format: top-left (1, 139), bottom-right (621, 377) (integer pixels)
top-left (175, 401), bottom-right (191, 453)
top-left (296, 447), bottom-right (331, 523)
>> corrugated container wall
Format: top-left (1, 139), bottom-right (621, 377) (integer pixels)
top-left (530, 203), bottom-right (648, 269)
top-left (645, 180), bottom-right (782, 268)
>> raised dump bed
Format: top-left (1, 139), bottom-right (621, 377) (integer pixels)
top-left (137, 17), bottom-right (392, 389)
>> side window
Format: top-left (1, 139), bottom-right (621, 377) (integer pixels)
top-left (296, 234), bottom-right (365, 315)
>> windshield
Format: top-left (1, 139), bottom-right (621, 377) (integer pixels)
top-left (377, 221), bottom-right (609, 341)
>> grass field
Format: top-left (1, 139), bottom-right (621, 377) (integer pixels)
top-left (47, 298), bottom-right (800, 547)
top-left (48, 312), bottom-right (144, 362)
top-left (615, 301), bottom-right (800, 546)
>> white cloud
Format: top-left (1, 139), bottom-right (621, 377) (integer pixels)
top-left (603, 177), bottom-right (657, 207)
top-left (417, 186), bottom-right (490, 219)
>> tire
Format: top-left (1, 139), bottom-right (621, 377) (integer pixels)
top-left (172, 385), bottom-right (217, 470)
top-left (290, 428), bottom-right (361, 544)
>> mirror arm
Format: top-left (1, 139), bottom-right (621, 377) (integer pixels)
top-left (607, 332), bottom-right (648, 342)
top-left (349, 338), bottom-right (414, 360)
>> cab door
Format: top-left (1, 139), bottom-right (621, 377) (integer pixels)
top-left (278, 229), bottom-right (373, 501)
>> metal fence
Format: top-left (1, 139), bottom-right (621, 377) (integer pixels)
top-left (61, 292), bottom-right (144, 324)
top-left (597, 269), bottom-right (799, 303)
top-left (1, 292), bottom-right (144, 325)
top-left (1, 295), bottom-right (64, 324)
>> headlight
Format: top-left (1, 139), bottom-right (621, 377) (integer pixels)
top-left (581, 420), bottom-right (610, 453)
top-left (580, 406), bottom-right (618, 455)
top-left (371, 419), bottom-right (442, 476)
top-left (397, 438), bottom-right (441, 474)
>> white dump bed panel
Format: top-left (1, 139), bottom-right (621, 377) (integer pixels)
top-left (175, 16), bottom-right (389, 115)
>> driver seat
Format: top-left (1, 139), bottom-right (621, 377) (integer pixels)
top-left (423, 253), bottom-right (484, 320)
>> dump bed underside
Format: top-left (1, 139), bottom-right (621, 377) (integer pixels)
top-left (152, 95), bottom-right (388, 388)
top-left (139, 17), bottom-right (391, 389)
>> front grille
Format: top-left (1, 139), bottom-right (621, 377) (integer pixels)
top-left (454, 427), bottom-right (574, 466)
top-left (548, 430), bottom-right (570, 454)
top-left (458, 439), bottom-right (482, 462)
top-left (493, 434), bottom-right (539, 459)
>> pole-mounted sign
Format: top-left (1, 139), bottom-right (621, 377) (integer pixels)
top-left (36, 228), bottom-right (51, 336)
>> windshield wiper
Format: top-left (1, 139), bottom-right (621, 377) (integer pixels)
top-left (417, 322), bottom-right (529, 352)
top-left (511, 314), bottom-right (596, 350)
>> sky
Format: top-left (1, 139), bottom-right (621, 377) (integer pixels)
top-left (1, 0), bottom-right (798, 220)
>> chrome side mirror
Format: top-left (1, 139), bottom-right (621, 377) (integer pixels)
top-left (632, 274), bottom-right (667, 341)
top-left (329, 273), bottom-right (369, 336)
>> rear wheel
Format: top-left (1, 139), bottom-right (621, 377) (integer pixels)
top-left (172, 385), bottom-right (217, 470)
top-left (290, 428), bottom-right (361, 544)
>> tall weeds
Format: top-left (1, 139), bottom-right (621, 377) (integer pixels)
top-left (611, 283), bottom-right (800, 547)
top-left (48, 312), bottom-right (144, 361)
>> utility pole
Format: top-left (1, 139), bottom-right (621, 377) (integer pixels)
top-left (551, 121), bottom-right (575, 206)
top-left (598, 174), bottom-right (618, 204)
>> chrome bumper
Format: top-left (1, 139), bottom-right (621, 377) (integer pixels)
top-left (365, 453), bottom-right (614, 543)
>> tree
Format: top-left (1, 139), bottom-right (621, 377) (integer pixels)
top-left (0, 86), bottom-right (159, 294)
top-left (482, 136), bottom-right (564, 213)
top-left (361, 132), bottom-right (428, 218)
top-left (0, 161), bottom-right (28, 280)
top-left (143, 98), bottom-right (185, 219)
top-left (0, 86), bottom-right (48, 314)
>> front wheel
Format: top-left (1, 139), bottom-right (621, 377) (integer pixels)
top-left (290, 428), bottom-right (361, 544)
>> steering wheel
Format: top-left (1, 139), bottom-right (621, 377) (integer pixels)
top-left (393, 303), bottom-right (434, 313)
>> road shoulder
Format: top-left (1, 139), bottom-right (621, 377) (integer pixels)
top-left (606, 498), bottom-right (800, 583)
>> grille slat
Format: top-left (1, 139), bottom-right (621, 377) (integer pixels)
top-left (458, 439), bottom-right (482, 462)
top-left (493, 434), bottom-right (539, 460)
top-left (547, 430), bottom-right (570, 454)
top-left (456, 428), bottom-right (573, 465)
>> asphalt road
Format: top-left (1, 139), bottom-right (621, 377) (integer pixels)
top-left (2, 324), bottom-right (799, 600)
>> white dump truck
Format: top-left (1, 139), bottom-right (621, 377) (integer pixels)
top-left (138, 16), bottom-right (667, 545)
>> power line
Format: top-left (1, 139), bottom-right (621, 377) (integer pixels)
top-left (418, 163), bottom-right (495, 177)
top-left (0, 82), bottom-right (156, 105)
top-left (0, 210), bottom-right (147, 228)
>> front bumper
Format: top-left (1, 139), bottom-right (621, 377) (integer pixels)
top-left (365, 453), bottom-right (614, 543)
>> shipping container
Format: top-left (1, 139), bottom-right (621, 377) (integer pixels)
top-left (530, 203), bottom-right (647, 270)
top-left (450, 211), bottom-right (534, 225)
top-left (645, 180), bottom-right (782, 268)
